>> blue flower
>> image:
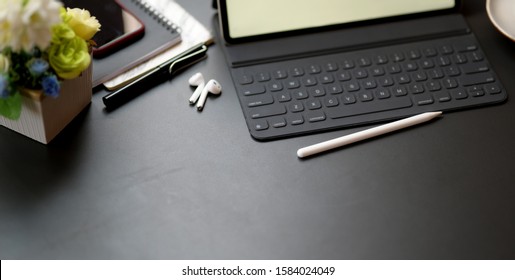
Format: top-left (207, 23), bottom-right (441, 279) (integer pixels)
top-left (42, 75), bottom-right (60, 98)
top-left (0, 74), bottom-right (9, 98)
top-left (28, 58), bottom-right (49, 76)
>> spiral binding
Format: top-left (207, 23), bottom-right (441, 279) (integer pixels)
top-left (131, 0), bottom-right (182, 34)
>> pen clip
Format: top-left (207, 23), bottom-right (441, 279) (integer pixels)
top-left (168, 44), bottom-right (208, 76)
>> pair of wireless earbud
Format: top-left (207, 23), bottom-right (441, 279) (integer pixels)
top-left (188, 73), bottom-right (222, 111)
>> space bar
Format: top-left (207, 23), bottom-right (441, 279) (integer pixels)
top-left (326, 96), bottom-right (413, 119)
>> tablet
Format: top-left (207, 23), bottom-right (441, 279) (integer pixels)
top-left (217, 0), bottom-right (460, 44)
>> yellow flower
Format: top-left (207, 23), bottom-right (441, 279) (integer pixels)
top-left (48, 34), bottom-right (90, 79)
top-left (65, 8), bottom-right (101, 41)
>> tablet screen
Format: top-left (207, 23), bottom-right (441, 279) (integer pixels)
top-left (221, 0), bottom-right (456, 42)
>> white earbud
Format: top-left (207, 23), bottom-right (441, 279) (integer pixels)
top-left (196, 79), bottom-right (222, 111)
top-left (188, 72), bottom-right (205, 104)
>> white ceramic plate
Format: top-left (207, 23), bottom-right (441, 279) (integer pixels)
top-left (486, 0), bottom-right (515, 41)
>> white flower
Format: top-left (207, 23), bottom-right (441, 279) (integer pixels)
top-left (0, 0), bottom-right (63, 52)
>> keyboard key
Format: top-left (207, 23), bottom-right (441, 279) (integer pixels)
top-left (413, 94), bottom-right (434, 105)
top-left (302, 77), bottom-right (318, 86)
top-left (374, 88), bottom-right (391, 99)
top-left (378, 77), bottom-right (395, 87)
top-left (318, 74), bottom-right (334, 84)
top-left (469, 51), bottom-right (483, 62)
top-left (309, 87), bottom-right (326, 97)
top-left (270, 117), bottom-right (287, 128)
top-left (484, 83), bottom-right (501, 94)
top-left (353, 69), bottom-right (368, 79)
top-left (391, 86), bottom-right (408, 96)
top-left (434, 91), bottom-right (451, 102)
top-left (285, 79), bottom-right (300, 89)
top-left (308, 64), bottom-right (322, 74)
top-left (241, 84), bottom-right (266, 96)
top-left (387, 64), bottom-right (402, 74)
top-left (374, 55), bottom-right (388, 64)
top-left (455, 42), bottom-right (477, 52)
top-left (450, 89), bottom-right (468, 99)
top-left (443, 78), bottom-right (458, 89)
top-left (459, 73), bottom-right (495, 86)
top-left (470, 90), bottom-right (485, 97)
top-left (343, 81), bottom-right (360, 92)
top-left (292, 90), bottom-right (309, 99)
top-left (468, 85), bottom-right (484, 97)
top-left (341, 94), bottom-right (357, 104)
top-left (267, 81), bottom-right (283, 91)
top-left (251, 119), bottom-right (269, 131)
top-left (461, 62), bottom-right (489, 74)
top-left (275, 92), bottom-right (292, 102)
top-left (439, 45), bottom-right (454, 54)
top-left (408, 49), bottom-right (421, 59)
top-left (412, 72), bottom-right (428, 81)
top-left (437, 56), bottom-right (451, 66)
top-left (289, 101), bottom-right (304, 112)
top-left (336, 70), bottom-right (352, 81)
top-left (273, 69), bottom-right (288, 79)
top-left (453, 54), bottom-right (468, 64)
top-left (409, 83), bottom-right (424, 94)
top-left (324, 62), bottom-right (339, 72)
top-left (390, 53), bottom-right (405, 62)
top-left (237, 73), bottom-right (253, 85)
top-left (326, 96), bottom-right (412, 119)
top-left (420, 59), bottom-right (434, 69)
top-left (357, 57), bottom-right (372, 67)
top-left (306, 111), bottom-right (326, 123)
top-left (426, 81), bottom-right (442, 91)
top-left (246, 93), bottom-right (274, 107)
top-left (427, 69), bottom-right (444, 79)
top-left (362, 79), bottom-right (377, 89)
top-left (358, 92), bottom-right (374, 102)
top-left (444, 66), bottom-right (460, 76)
top-left (290, 67), bottom-right (305, 77)
top-left (396, 74), bottom-right (411, 84)
top-left (371, 66), bottom-right (385, 76)
top-left (288, 114), bottom-right (304, 125)
top-left (326, 84), bottom-right (343, 95)
top-left (249, 103), bottom-right (286, 119)
top-left (324, 96), bottom-right (339, 107)
top-left (341, 60), bottom-right (355, 69)
top-left (403, 61), bottom-right (418, 71)
top-left (436, 61), bottom-right (452, 73)
top-left (423, 47), bottom-right (437, 57)
top-left (255, 72), bottom-right (271, 82)
top-left (302, 77), bottom-right (317, 87)
top-left (307, 99), bottom-right (322, 110)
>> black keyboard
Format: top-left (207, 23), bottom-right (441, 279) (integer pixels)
top-left (230, 35), bottom-right (507, 140)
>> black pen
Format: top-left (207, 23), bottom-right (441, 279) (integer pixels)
top-left (102, 43), bottom-right (208, 109)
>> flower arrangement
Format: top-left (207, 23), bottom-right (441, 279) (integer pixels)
top-left (0, 0), bottom-right (101, 119)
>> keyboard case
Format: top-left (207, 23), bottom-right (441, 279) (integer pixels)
top-left (216, 13), bottom-right (507, 140)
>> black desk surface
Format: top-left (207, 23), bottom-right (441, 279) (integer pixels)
top-left (1, 0), bottom-right (514, 259)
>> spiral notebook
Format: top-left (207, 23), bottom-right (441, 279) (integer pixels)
top-left (91, 0), bottom-right (182, 87)
top-left (103, 0), bottom-right (213, 90)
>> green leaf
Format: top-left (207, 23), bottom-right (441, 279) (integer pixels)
top-left (0, 93), bottom-right (22, 120)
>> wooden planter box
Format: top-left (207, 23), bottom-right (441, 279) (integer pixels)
top-left (0, 65), bottom-right (92, 144)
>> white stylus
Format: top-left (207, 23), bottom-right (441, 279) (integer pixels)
top-left (297, 111), bottom-right (442, 158)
